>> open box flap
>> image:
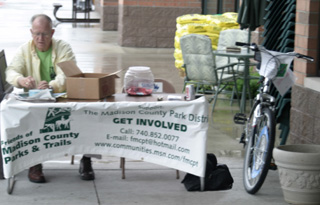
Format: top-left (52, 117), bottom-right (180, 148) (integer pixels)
top-left (58, 60), bottom-right (121, 78)
top-left (108, 69), bottom-right (122, 78)
top-left (58, 61), bottom-right (82, 77)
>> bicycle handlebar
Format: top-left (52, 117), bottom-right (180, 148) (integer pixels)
top-left (296, 54), bottom-right (314, 62)
top-left (235, 42), bottom-right (259, 51)
top-left (235, 42), bottom-right (249, 47)
top-left (235, 42), bottom-right (314, 62)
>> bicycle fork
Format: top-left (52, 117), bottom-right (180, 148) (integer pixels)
top-left (234, 104), bottom-right (263, 147)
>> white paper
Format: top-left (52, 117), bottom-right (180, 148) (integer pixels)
top-left (259, 49), bottom-right (296, 95)
top-left (259, 50), bottom-right (295, 79)
top-left (15, 89), bottom-right (55, 102)
top-left (273, 68), bottom-right (296, 96)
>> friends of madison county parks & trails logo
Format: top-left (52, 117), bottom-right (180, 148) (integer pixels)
top-left (40, 107), bottom-right (72, 133)
top-left (276, 64), bottom-right (288, 78)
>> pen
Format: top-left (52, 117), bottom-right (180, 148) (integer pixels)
top-left (50, 66), bottom-right (56, 79)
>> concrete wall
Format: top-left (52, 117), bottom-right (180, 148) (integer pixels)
top-left (118, 0), bottom-right (201, 48)
top-left (99, 0), bottom-right (239, 47)
top-left (100, 0), bottom-right (118, 31)
top-left (290, 85), bottom-right (320, 144)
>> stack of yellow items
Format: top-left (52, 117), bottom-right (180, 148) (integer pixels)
top-left (174, 12), bottom-right (239, 76)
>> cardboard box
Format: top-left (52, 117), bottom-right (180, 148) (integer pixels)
top-left (58, 61), bottom-right (118, 100)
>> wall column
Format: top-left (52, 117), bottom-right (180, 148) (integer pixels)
top-left (100, 0), bottom-right (118, 31)
top-left (290, 0), bottom-right (320, 144)
top-left (118, 0), bottom-right (202, 48)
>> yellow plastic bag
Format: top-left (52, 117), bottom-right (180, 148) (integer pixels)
top-left (187, 23), bottom-right (207, 33)
top-left (176, 14), bottom-right (207, 25)
top-left (174, 49), bottom-right (183, 60)
top-left (222, 12), bottom-right (238, 21)
top-left (175, 59), bottom-right (184, 69)
top-left (174, 36), bottom-right (181, 49)
top-left (195, 33), bottom-right (219, 45)
top-left (208, 15), bottom-right (239, 28)
top-left (221, 25), bottom-right (240, 31)
top-left (175, 25), bottom-right (189, 37)
top-left (174, 13), bottom-right (239, 73)
top-left (204, 24), bottom-right (222, 34)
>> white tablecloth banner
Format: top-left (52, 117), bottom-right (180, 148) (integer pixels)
top-left (1, 96), bottom-right (208, 178)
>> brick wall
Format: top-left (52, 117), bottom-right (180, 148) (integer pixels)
top-left (290, 0), bottom-right (320, 144)
top-left (222, 0), bottom-right (236, 12)
top-left (294, 0), bottom-right (319, 85)
top-left (94, 0), bottom-right (101, 13)
top-left (118, 0), bottom-right (202, 48)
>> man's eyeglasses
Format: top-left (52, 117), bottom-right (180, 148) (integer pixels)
top-left (31, 32), bottom-right (51, 38)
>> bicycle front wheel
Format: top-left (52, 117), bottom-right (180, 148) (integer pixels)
top-left (243, 107), bottom-right (275, 194)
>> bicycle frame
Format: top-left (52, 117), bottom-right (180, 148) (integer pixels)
top-left (234, 42), bottom-right (314, 194)
top-left (242, 77), bottom-right (275, 143)
top-left (240, 78), bottom-right (276, 194)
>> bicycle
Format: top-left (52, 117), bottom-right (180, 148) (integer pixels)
top-left (233, 42), bottom-right (314, 194)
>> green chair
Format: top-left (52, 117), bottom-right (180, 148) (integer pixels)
top-left (180, 34), bottom-right (240, 113)
top-left (216, 29), bottom-right (248, 74)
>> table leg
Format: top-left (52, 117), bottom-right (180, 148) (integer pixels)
top-left (85, 0), bottom-right (90, 19)
top-left (72, 0), bottom-right (77, 19)
top-left (7, 175), bottom-right (15, 194)
top-left (0, 150), bottom-right (4, 179)
top-left (200, 177), bottom-right (205, 191)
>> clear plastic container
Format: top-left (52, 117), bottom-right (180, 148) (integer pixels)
top-left (124, 66), bottom-right (154, 95)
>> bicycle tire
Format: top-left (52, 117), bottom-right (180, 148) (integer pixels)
top-left (243, 107), bottom-right (275, 194)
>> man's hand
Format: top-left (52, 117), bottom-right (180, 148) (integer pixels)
top-left (18, 76), bottom-right (36, 89)
top-left (37, 81), bottom-right (50, 89)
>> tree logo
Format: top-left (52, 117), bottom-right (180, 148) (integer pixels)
top-left (40, 107), bottom-right (72, 133)
top-left (276, 64), bottom-right (288, 78)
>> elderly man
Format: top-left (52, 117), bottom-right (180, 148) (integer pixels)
top-left (6, 14), bottom-right (95, 183)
